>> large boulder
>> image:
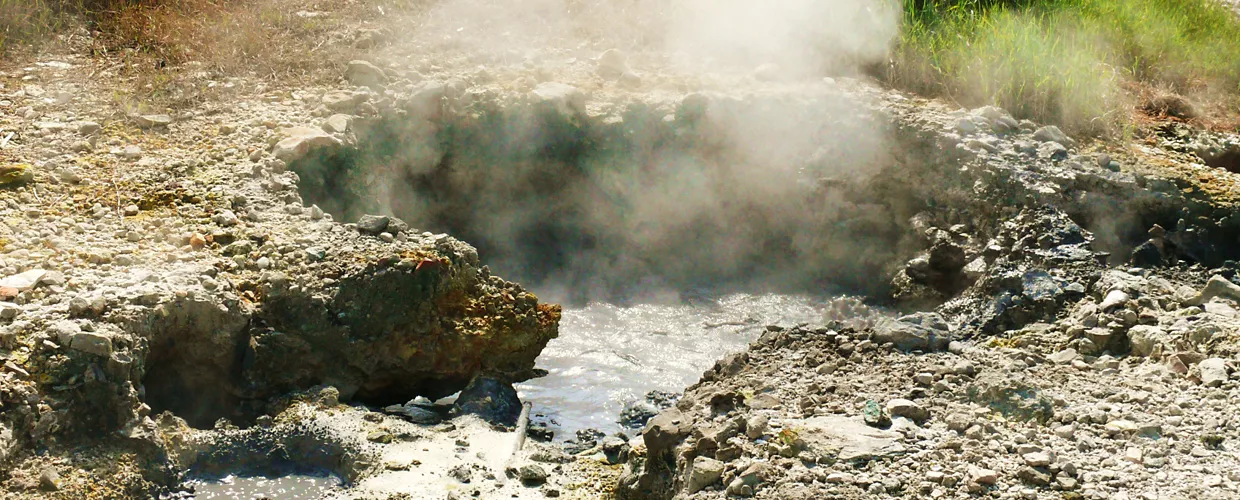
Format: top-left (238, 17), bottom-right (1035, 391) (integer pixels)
top-left (872, 312), bottom-right (952, 352)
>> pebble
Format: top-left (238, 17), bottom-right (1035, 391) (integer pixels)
top-left (518, 464), bottom-right (548, 485)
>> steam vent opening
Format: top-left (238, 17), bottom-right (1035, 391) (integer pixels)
top-left (289, 90), bottom-right (914, 305)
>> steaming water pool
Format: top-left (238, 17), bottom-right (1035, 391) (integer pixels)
top-left (178, 474), bottom-right (342, 499)
top-left (516, 293), bottom-right (832, 438)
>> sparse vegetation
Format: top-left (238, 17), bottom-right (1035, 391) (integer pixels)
top-left (887, 0), bottom-right (1240, 135)
top-left (0, 0), bottom-right (378, 79)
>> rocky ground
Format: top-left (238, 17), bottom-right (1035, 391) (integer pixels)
top-left (0, 1), bottom-right (1239, 499)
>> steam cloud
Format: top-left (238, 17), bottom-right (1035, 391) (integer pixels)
top-left (302, 0), bottom-right (907, 305)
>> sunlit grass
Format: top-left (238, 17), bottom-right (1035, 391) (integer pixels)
top-left (888, 0), bottom-right (1240, 134)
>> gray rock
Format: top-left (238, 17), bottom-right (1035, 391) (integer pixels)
top-left (1200, 358), bottom-right (1229, 387)
top-left (39, 467), bottom-right (60, 491)
top-left (452, 375), bottom-right (522, 426)
top-left (596, 49), bottom-right (630, 78)
top-left (134, 114), bottom-right (173, 128)
top-left (518, 464), bottom-right (548, 485)
top-left (345, 60), bottom-right (388, 88)
top-left (531, 82), bottom-right (586, 121)
top-left (0, 302), bottom-right (19, 320)
top-left (643, 408), bottom-right (689, 457)
top-left (322, 90), bottom-right (368, 112)
top-left (1128, 325), bottom-right (1170, 356)
top-left (945, 412), bottom-right (973, 433)
top-left (77, 121), bottom-right (101, 135)
top-left (69, 331), bottom-right (113, 357)
top-left (1033, 125), bottom-right (1070, 144)
top-left (356, 215), bottom-right (390, 235)
top-left (383, 403), bottom-right (442, 425)
top-left (686, 456), bottom-right (724, 493)
top-left (1037, 141), bottom-right (1068, 160)
top-left (619, 400), bottom-right (659, 428)
top-left (797, 415), bottom-right (905, 461)
top-left (1099, 289), bottom-right (1130, 311)
top-left (726, 462), bottom-right (771, 496)
top-left (1048, 348), bottom-right (1079, 364)
top-left (969, 466), bottom-right (998, 485)
top-left (601, 436), bottom-right (630, 465)
top-left (323, 114), bottom-right (352, 133)
top-left (745, 414), bottom-right (769, 439)
top-left (1184, 275), bottom-right (1240, 306)
top-left (272, 126), bottom-right (342, 163)
top-left (886, 398), bottom-right (929, 424)
top-left (873, 312), bottom-right (952, 351)
top-left (0, 269), bottom-right (47, 291)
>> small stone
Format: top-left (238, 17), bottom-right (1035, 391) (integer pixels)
top-left (77, 121), bottom-right (101, 135)
top-left (1099, 289), bottom-right (1130, 311)
top-left (1033, 125), bottom-right (1071, 144)
top-left (946, 413), bottom-right (973, 433)
top-left (0, 269), bottom-right (47, 291)
top-left (1124, 447), bottom-right (1143, 464)
top-left (1199, 358), bottom-right (1228, 387)
top-left (954, 118), bottom-right (978, 134)
top-left (134, 114), bottom-right (173, 128)
top-left (518, 464), bottom-right (548, 485)
top-left (863, 400), bottom-right (892, 428)
top-left (686, 456), bottom-right (724, 493)
top-left (0, 163), bottom-right (34, 186)
top-left (213, 210), bottom-right (240, 227)
top-left (366, 429), bottom-right (394, 443)
top-left (886, 398), bottom-right (929, 424)
top-left (1105, 419), bottom-right (1139, 435)
top-left (379, 232), bottom-right (395, 243)
top-left (597, 49), bottom-right (629, 77)
top-left (1048, 348), bottom-right (1079, 364)
top-left (39, 468), bottom-right (60, 491)
top-left (322, 90), bottom-right (368, 112)
top-left (310, 205), bottom-right (325, 220)
top-left (969, 466), bottom-right (998, 485)
top-left (256, 257), bottom-right (272, 269)
top-left (123, 204), bottom-right (139, 217)
top-left (745, 414), bottom-right (769, 439)
top-left (826, 472), bottom-right (853, 484)
top-left (69, 331), bottom-right (113, 357)
top-left (1016, 467), bottom-right (1050, 486)
top-left (323, 114), bottom-right (352, 133)
top-left (345, 60), bottom-right (388, 87)
top-left (0, 302), bottom-right (20, 320)
top-left (1022, 451), bottom-right (1052, 467)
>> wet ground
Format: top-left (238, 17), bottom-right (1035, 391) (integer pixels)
top-left (516, 293), bottom-right (830, 437)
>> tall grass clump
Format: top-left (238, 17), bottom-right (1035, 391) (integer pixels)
top-left (0, 0), bottom-right (68, 52)
top-left (889, 0), bottom-right (1240, 135)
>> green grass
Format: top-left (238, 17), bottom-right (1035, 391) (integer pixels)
top-left (888, 0), bottom-right (1240, 135)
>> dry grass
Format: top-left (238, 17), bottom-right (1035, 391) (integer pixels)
top-left (1, 0), bottom-right (391, 81)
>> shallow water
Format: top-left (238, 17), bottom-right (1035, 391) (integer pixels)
top-left (516, 293), bottom-right (828, 437)
top-left (181, 474), bottom-right (341, 499)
